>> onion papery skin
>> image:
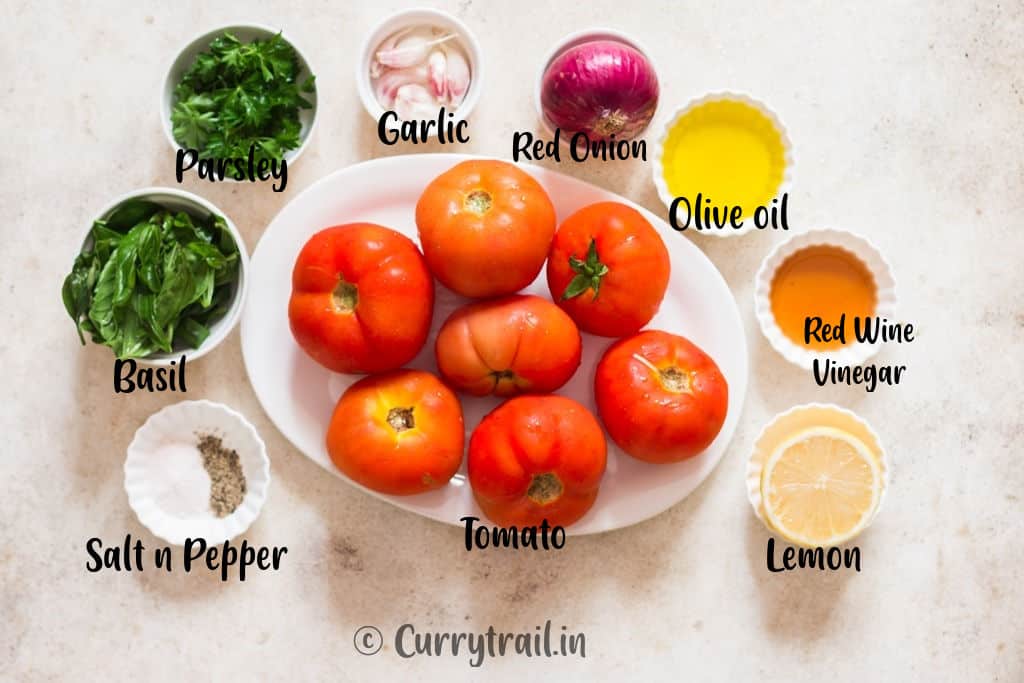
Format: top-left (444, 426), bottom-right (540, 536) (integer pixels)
top-left (540, 40), bottom-right (659, 141)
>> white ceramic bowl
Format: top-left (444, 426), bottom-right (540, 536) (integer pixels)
top-left (534, 28), bottom-right (658, 146)
top-left (652, 92), bottom-right (793, 237)
top-left (75, 187), bottom-right (249, 366)
top-left (746, 403), bottom-right (890, 545)
top-left (161, 24), bottom-right (318, 165)
top-left (356, 8), bottom-right (483, 122)
top-left (125, 400), bottom-right (270, 546)
top-left (754, 227), bottom-right (897, 369)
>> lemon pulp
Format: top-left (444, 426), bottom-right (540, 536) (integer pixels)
top-left (760, 426), bottom-right (881, 547)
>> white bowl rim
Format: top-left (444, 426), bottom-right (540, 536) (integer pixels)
top-left (752, 226), bottom-right (898, 370)
top-left (159, 22), bottom-right (319, 168)
top-left (355, 7), bottom-right (485, 124)
top-left (124, 398), bottom-right (271, 546)
top-left (651, 90), bottom-right (794, 238)
top-left (533, 27), bottom-right (660, 146)
top-left (73, 186), bottom-right (250, 367)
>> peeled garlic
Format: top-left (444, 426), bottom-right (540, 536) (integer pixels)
top-left (394, 84), bottom-right (438, 120)
top-left (444, 47), bottom-right (470, 106)
top-left (373, 64), bottom-right (429, 108)
top-left (372, 27), bottom-right (405, 77)
top-left (370, 25), bottom-right (472, 117)
top-left (376, 27), bottom-right (435, 69)
top-left (427, 49), bottom-right (447, 101)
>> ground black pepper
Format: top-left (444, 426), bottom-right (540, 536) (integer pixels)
top-left (196, 434), bottom-right (247, 517)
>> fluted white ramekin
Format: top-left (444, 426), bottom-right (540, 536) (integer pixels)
top-left (754, 227), bottom-right (897, 369)
top-left (125, 400), bottom-right (270, 546)
top-left (652, 92), bottom-right (793, 238)
top-left (747, 403), bottom-right (891, 544)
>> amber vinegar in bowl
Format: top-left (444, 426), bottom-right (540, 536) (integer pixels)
top-left (754, 228), bottom-right (897, 369)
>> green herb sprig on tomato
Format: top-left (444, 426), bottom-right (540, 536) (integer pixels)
top-left (62, 200), bottom-right (240, 360)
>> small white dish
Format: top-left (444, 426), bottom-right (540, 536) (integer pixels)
top-left (356, 8), bottom-right (483, 123)
top-left (754, 227), bottom-right (897, 369)
top-left (746, 403), bottom-right (890, 536)
top-left (160, 23), bottom-right (318, 166)
top-left (534, 28), bottom-right (657, 146)
top-left (75, 187), bottom-right (249, 367)
top-left (651, 92), bottom-right (793, 238)
top-left (125, 400), bottom-right (270, 546)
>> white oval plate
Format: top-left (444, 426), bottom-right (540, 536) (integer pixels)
top-left (240, 154), bottom-right (748, 534)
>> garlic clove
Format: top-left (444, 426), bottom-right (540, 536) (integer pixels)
top-left (371, 27), bottom-right (411, 77)
top-left (376, 27), bottom-right (455, 69)
top-left (373, 64), bottom-right (429, 108)
top-left (394, 84), bottom-right (438, 120)
top-left (444, 47), bottom-right (471, 106)
top-left (427, 49), bottom-right (447, 101)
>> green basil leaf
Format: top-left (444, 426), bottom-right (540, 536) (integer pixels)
top-left (111, 225), bottom-right (145, 308)
top-left (210, 215), bottom-right (237, 256)
top-left (184, 283), bottom-right (233, 323)
top-left (104, 199), bottom-right (161, 233)
top-left (90, 221), bottom-right (124, 263)
top-left (132, 292), bottom-right (171, 353)
top-left (214, 259), bottom-right (238, 286)
top-left (111, 307), bottom-right (156, 360)
top-left (187, 241), bottom-right (229, 269)
top-left (87, 252), bottom-right (119, 338)
top-left (192, 259), bottom-right (216, 308)
top-left (165, 211), bottom-right (213, 245)
top-left (154, 243), bottom-right (193, 328)
top-left (136, 220), bottom-right (163, 292)
top-left (175, 316), bottom-right (210, 350)
top-left (62, 251), bottom-right (100, 344)
top-left (79, 318), bottom-right (100, 343)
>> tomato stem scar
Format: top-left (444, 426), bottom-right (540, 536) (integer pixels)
top-left (527, 472), bottom-right (563, 505)
top-left (333, 279), bottom-right (358, 313)
top-left (490, 369), bottom-right (517, 391)
top-left (464, 189), bottom-right (493, 215)
top-left (632, 353), bottom-right (692, 394)
top-left (387, 406), bottom-right (415, 432)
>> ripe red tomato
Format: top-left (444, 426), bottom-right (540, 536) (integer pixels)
top-left (416, 160), bottom-right (557, 298)
top-left (595, 330), bottom-right (728, 463)
top-left (288, 223), bottom-right (434, 374)
top-left (546, 201), bottom-right (670, 337)
top-left (326, 369), bottom-right (464, 495)
top-left (468, 395), bottom-right (606, 527)
top-left (434, 294), bottom-right (582, 397)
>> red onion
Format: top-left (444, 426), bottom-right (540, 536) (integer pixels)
top-left (540, 39), bottom-right (659, 140)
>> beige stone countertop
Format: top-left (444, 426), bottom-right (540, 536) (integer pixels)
top-left (2, 1), bottom-right (1022, 680)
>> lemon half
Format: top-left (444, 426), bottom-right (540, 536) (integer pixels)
top-left (760, 426), bottom-right (882, 547)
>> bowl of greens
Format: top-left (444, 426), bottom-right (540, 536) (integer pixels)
top-left (63, 188), bottom-right (248, 365)
top-left (161, 24), bottom-right (318, 168)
